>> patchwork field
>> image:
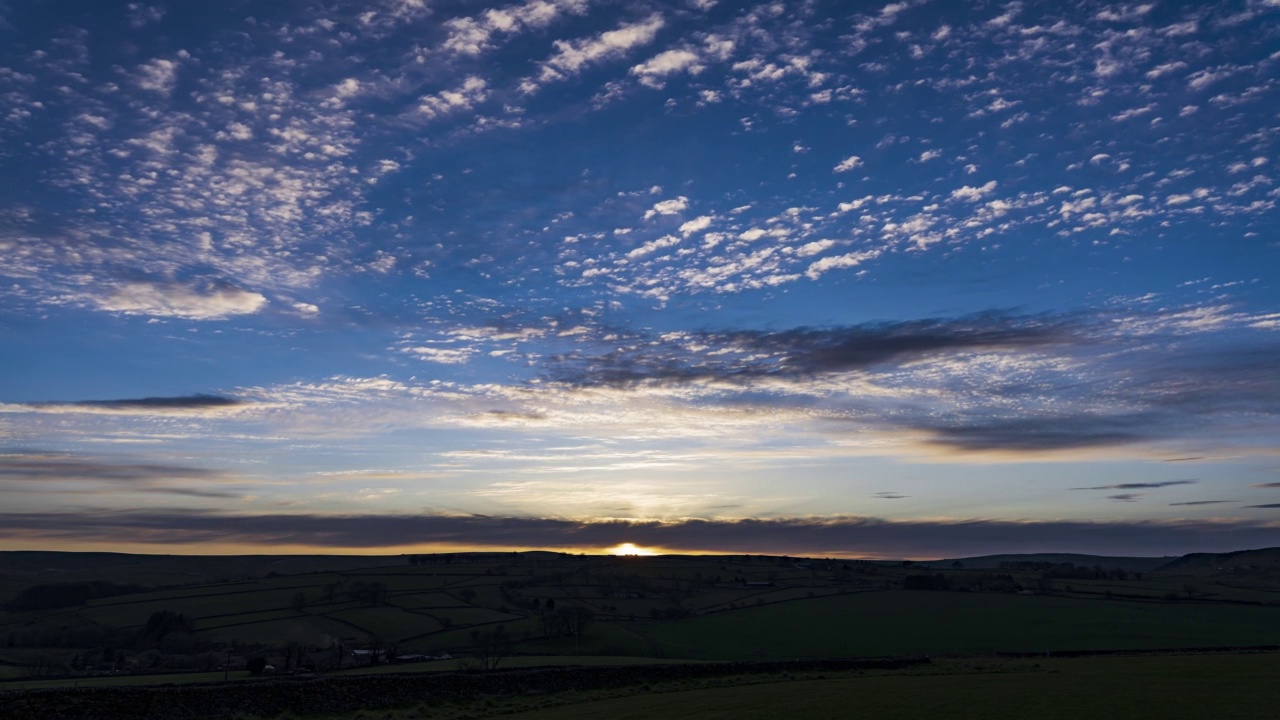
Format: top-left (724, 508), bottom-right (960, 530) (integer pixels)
top-left (1, 548), bottom-right (1278, 691)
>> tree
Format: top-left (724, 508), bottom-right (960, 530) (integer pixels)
top-left (347, 581), bottom-right (389, 605)
top-left (284, 640), bottom-right (305, 671)
top-left (556, 606), bottom-right (595, 637)
top-left (903, 573), bottom-right (950, 591)
top-left (137, 610), bottom-right (194, 648)
top-left (470, 624), bottom-right (510, 670)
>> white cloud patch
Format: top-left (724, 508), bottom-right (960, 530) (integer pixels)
top-left (418, 76), bottom-right (489, 119)
top-left (403, 347), bottom-right (475, 364)
top-left (795, 239), bottom-right (836, 257)
top-left (644, 196), bottom-right (689, 220)
top-left (630, 48), bottom-right (703, 88)
top-left (833, 155), bottom-right (864, 173)
top-left (526, 14), bottom-right (665, 91)
top-left (627, 234), bottom-right (680, 258)
top-left (805, 250), bottom-right (882, 280)
top-left (679, 215), bottom-right (713, 236)
top-left (950, 181), bottom-right (998, 202)
top-left (92, 280), bottom-right (267, 320)
top-left (443, 0), bottom-right (590, 56)
top-left (135, 58), bottom-right (179, 94)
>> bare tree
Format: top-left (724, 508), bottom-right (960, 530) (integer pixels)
top-left (470, 624), bottom-right (510, 670)
top-left (556, 606), bottom-right (595, 637)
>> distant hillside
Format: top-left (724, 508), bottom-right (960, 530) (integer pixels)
top-left (1153, 547), bottom-right (1280, 575)
top-left (0, 551), bottom-right (409, 601)
top-left (921, 553), bottom-right (1174, 572)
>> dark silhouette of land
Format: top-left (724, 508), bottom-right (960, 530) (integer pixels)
top-left (2, 547), bottom-right (1278, 718)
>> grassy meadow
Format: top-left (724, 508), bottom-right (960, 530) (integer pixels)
top-left (462, 653), bottom-right (1280, 720)
top-left (1, 548), bottom-right (1278, 696)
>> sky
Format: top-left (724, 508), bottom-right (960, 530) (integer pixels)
top-left (1, 0), bottom-right (1279, 559)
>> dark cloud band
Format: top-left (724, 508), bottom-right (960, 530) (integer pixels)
top-left (1, 511), bottom-right (1276, 558)
top-left (1074, 480), bottom-right (1198, 491)
top-left (29, 394), bottom-right (244, 410)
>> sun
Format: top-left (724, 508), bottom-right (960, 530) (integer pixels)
top-left (606, 542), bottom-right (658, 556)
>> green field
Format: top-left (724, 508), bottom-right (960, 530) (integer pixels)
top-left (483, 653), bottom-right (1279, 720)
top-left (632, 590), bottom-right (1280, 660)
top-left (2, 549), bottom-right (1279, 687)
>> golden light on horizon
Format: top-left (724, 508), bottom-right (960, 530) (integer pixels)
top-left (606, 542), bottom-right (658, 556)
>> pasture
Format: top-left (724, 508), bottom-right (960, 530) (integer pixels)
top-left (476, 653), bottom-right (1280, 720)
top-left (1, 548), bottom-right (1278, 688)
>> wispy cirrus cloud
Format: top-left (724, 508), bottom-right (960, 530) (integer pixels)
top-left (0, 453), bottom-right (228, 483)
top-left (1074, 480), bottom-right (1198, 491)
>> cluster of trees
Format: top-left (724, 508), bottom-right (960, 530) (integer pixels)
top-left (4, 609), bottom-right (199, 652)
top-left (999, 561), bottom-right (1141, 581)
top-left (539, 606), bottom-right (595, 638)
top-left (10, 580), bottom-right (150, 611)
top-left (345, 581), bottom-right (390, 605)
top-left (135, 610), bottom-right (197, 653)
top-left (903, 572), bottom-right (1025, 593)
top-left (903, 573), bottom-right (952, 591)
top-left (406, 553), bottom-right (487, 565)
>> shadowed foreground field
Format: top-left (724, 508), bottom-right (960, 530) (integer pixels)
top-left (366, 653), bottom-right (1279, 720)
top-left (635, 590), bottom-right (1280, 659)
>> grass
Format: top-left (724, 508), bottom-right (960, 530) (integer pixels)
top-left (5, 549), bottom-right (1280, 694)
top-left (196, 615), bottom-right (362, 646)
top-left (320, 653), bottom-right (1280, 720)
top-left (632, 590), bottom-right (1280, 660)
top-left (326, 606), bottom-right (441, 641)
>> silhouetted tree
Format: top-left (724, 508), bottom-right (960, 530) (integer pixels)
top-left (470, 625), bottom-right (510, 670)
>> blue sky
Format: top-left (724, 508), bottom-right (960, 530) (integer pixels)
top-left (1, 0), bottom-right (1279, 557)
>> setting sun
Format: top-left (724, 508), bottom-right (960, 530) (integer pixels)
top-left (606, 543), bottom-right (659, 556)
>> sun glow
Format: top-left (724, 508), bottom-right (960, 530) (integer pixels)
top-left (606, 542), bottom-right (658, 556)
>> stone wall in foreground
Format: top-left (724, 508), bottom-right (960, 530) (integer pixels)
top-left (1, 657), bottom-right (925, 720)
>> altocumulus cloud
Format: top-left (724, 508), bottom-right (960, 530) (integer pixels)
top-left (0, 511), bottom-right (1276, 557)
top-left (550, 312), bottom-right (1068, 387)
top-left (92, 279), bottom-right (267, 320)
